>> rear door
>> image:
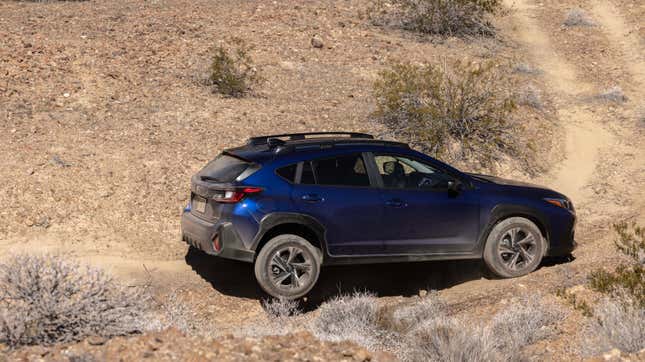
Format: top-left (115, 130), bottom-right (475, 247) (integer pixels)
top-left (370, 153), bottom-right (480, 255)
top-left (291, 152), bottom-right (384, 255)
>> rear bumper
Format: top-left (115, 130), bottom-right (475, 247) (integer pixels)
top-left (181, 211), bottom-right (255, 263)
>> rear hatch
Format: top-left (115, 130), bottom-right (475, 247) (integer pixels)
top-left (190, 153), bottom-right (260, 220)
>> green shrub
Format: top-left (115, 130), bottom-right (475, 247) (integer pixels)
top-left (208, 38), bottom-right (261, 97)
top-left (589, 222), bottom-right (644, 307)
top-left (372, 60), bottom-right (523, 168)
top-left (368, 0), bottom-right (501, 36)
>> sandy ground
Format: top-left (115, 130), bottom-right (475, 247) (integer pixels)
top-left (1, 0), bottom-right (644, 359)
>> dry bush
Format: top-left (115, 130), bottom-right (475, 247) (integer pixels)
top-left (488, 296), bottom-right (565, 359)
top-left (308, 291), bottom-right (562, 361)
top-left (408, 317), bottom-right (499, 362)
top-left (592, 295), bottom-right (644, 353)
top-left (208, 38), bottom-right (261, 97)
top-left (596, 86), bottom-right (628, 103)
top-left (369, 0), bottom-right (501, 37)
top-left (311, 292), bottom-right (386, 350)
top-left (564, 9), bottom-right (595, 27)
top-left (0, 254), bottom-right (149, 348)
top-left (262, 298), bottom-right (301, 321)
top-left (513, 62), bottom-right (542, 75)
top-left (377, 291), bottom-right (446, 334)
top-left (372, 60), bottom-right (527, 170)
top-left (589, 222), bottom-right (644, 307)
top-left (517, 84), bottom-right (544, 109)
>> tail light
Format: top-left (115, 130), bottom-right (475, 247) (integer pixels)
top-left (212, 187), bottom-right (262, 203)
top-left (212, 234), bottom-right (221, 252)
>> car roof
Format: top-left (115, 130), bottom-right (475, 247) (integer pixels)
top-left (225, 133), bottom-right (410, 163)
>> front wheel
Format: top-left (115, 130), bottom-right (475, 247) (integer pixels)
top-left (483, 217), bottom-right (546, 278)
top-left (254, 234), bottom-right (322, 299)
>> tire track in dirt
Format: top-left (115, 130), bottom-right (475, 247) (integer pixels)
top-left (506, 0), bottom-right (613, 206)
top-left (589, 1), bottom-right (645, 222)
top-left (589, 1), bottom-right (645, 91)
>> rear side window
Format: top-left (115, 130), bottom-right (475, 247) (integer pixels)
top-left (276, 164), bottom-right (297, 183)
top-left (301, 154), bottom-right (370, 187)
top-left (198, 154), bottom-right (252, 182)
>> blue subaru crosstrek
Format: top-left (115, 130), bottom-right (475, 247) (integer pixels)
top-left (181, 132), bottom-right (576, 299)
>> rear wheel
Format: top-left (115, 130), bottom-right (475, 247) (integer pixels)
top-left (483, 217), bottom-right (546, 278)
top-left (254, 234), bottom-right (322, 299)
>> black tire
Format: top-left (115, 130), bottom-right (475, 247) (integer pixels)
top-left (483, 217), bottom-right (546, 278)
top-left (254, 234), bottom-right (322, 299)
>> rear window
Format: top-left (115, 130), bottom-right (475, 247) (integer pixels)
top-left (198, 154), bottom-right (252, 183)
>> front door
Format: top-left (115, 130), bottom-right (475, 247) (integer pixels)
top-left (371, 153), bottom-right (480, 255)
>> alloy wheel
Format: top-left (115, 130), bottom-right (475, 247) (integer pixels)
top-left (497, 227), bottom-right (538, 271)
top-left (269, 246), bottom-right (313, 290)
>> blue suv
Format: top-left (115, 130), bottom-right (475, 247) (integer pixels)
top-left (181, 132), bottom-right (576, 299)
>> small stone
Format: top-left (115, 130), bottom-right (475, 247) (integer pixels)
top-left (26, 168), bottom-right (35, 175)
top-left (51, 155), bottom-right (71, 167)
top-left (87, 336), bottom-right (106, 346)
top-left (418, 289), bottom-right (428, 297)
top-left (603, 348), bottom-right (621, 360)
top-left (354, 349), bottom-right (371, 361)
top-left (311, 35), bottom-right (324, 49)
top-left (63, 93), bottom-right (70, 97)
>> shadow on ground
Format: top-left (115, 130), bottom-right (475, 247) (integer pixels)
top-left (185, 247), bottom-right (575, 308)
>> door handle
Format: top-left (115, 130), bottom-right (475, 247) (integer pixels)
top-left (386, 199), bottom-right (406, 208)
top-left (301, 194), bottom-right (323, 203)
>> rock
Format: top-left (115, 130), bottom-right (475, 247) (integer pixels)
top-left (87, 336), bottom-right (107, 346)
top-left (51, 155), bottom-right (71, 167)
top-left (26, 168), bottom-right (35, 175)
top-left (354, 349), bottom-right (371, 361)
top-left (311, 35), bottom-right (324, 49)
top-left (603, 348), bottom-right (621, 360)
top-left (33, 217), bottom-right (50, 229)
top-left (418, 289), bottom-right (428, 297)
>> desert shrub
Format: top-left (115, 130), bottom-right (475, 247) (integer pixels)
top-left (488, 296), bottom-right (565, 359)
top-left (517, 84), bottom-right (544, 109)
top-left (377, 291), bottom-right (446, 334)
top-left (311, 292), bottom-right (386, 350)
top-left (208, 38), bottom-right (261, 97)
top-left (0, 254), bottom-right (149, 348)
top-left (373, 60), bottom-right (523, 168)
top-left (592, 295), bottom-right (645, 353)
top-left (513, 62), bottom-right (542, 75)
top-left (563, 9), bottom-right (595, 27)
top-left (596, 86), bottom-right (628, 103)
top-left (369, 0), bottom-right (501, 36)
top-left (555, 288), bottom-right (593, 317)
top-left (409, 317), bottom-right (499, 362)
top-left (262, 298), bottom-right (301, 321)
top-left (589, 222), bottom-right (644, 307)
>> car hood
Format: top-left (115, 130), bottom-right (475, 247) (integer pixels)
top-left (468, 173), bottom-right (546, 188)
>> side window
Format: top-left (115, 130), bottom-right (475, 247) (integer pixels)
top-left (299, 154), bottom-right (370, 187)
top-left (314, 154), bottom-right (370, 187)
top-left (301, 161), bottom-right (316, 185)
top-left (276, 164), bottom-right (297, 183)
top-left (374, 154), bottom-right (455, 190)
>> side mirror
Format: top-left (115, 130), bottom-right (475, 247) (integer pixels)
top-left (448, 180), bottom-right (462, 194)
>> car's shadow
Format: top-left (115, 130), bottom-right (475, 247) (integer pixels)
top-left (184, 247), bottom-right (574, 309)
